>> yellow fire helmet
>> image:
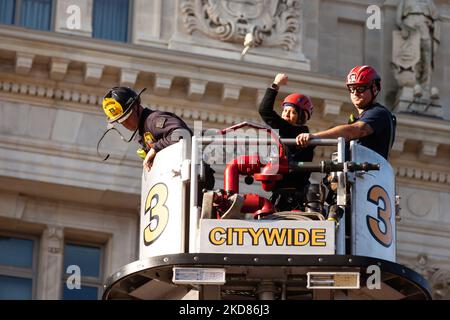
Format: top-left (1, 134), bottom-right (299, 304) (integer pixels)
top-left (102, 87), bottom-right (146, 123)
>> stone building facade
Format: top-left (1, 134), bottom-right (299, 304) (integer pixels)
top-left (0, 0), bottom-right (449, 299)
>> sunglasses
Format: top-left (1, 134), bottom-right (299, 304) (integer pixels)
top-left (347, 85), bottom-right (370, 94)
top-left (117, 109), bottom-right (133, 123)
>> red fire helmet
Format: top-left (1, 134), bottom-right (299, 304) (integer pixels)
top-left (346, 65), bottom-right (381, 88)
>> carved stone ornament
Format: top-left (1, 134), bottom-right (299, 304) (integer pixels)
top-left (392, 0), bottom-right (442, 117)
top-left (409, 254), bottom-right (450, 300)
top-left (406, 191), bottom-right (437, 217)
top-left (180, 0), bottom-right (301, 51)
top-left (47, 226), bottom-right (63, 254)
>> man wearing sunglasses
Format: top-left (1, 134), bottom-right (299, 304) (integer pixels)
top-left (102, 87), bottom-right (192, 171)
top-left (296, 66), bottom-right (396, 160)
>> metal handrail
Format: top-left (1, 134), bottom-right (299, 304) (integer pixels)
top-left (190, 135), bottom-right (347, 255)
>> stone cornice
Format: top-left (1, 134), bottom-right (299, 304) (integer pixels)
top-left (398, 220), bottom-right (450, 239)
top-left (396, 252), bottom-right (450, 300)
top-left (332, 0), bottom-right (388, 8)
top-left (0, 132), bottom-right (137, 167)
top-left (0, 26), bottom-right (348, 101)
top-left (0, 26), bottom-right (449, 192)
top-left (2, 73), bottom-right (448, 137)
top-left (396, 172), bottom-right (450, 192)
top-left (0, 133), bottom-right (141, 195)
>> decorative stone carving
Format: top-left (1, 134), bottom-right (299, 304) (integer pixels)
top-left (222, 84), bottom-right (241, 105)
top-left (180, 0), bottom-right (301, 51)
top-left (322, 100), bottom-right (342, 119)
top-left (55, 0), bottom-right (93, 37)
top-left (84, 63), bottom-right (104, 85)
top-left (392, 30), bottom-right (420, 88)
top-left (120, 69), bottom-right (139, 87)
top-left (392, 0), bottom-right (442, 117)
top-left (430, 269), bottom-right (450, 299)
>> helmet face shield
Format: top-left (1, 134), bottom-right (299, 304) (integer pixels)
top-left (346, 65), bottom-right (380, 87)
top-left (281, 93), bottom-right (313, 122)
top-left (117, 108), bottom-right (134, 123)
top-left (103, 97), bottom-right (125, 123)
top-left (347, 84), bottom-right (371, 94)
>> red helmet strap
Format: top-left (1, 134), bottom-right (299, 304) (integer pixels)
top-left (282, 93), bottom-right (313, 122)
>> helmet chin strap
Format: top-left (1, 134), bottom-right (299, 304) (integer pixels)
top-left (359, 82), bottom-right (378, 110)
top-left (96, 125), bottom-right (139, 161)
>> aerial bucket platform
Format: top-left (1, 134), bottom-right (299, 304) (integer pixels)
top-left (103, 122), bottom-right (431, 300)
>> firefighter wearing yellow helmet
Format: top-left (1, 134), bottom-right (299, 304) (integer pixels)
top-left (99, 87), bottom-right (192, 171)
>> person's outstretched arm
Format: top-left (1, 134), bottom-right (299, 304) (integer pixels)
top-left (258, 73), bottom-right (293, 136)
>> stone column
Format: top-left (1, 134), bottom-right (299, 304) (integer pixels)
top-left (36, 226), bottom-right (64, 300)
top-left (55, 0), bottom-right (93, 37)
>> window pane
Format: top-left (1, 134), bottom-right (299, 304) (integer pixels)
top-left (93, 0), bottom-right (129, 42)
top-left (0, 0), bottom-right (15, 24)
top-left (0, 236), bottom-right (34, 268)
top-left (63, 244), bottom-right (101, 278)
top-left (0, 275), bottom-right (32, 300)
top-left (63, 284), bottom-right (98, 300)
top-left (20, 0), bottom-right (52, 31)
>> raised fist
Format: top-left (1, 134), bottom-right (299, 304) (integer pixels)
top-left (273, 73), bottom-right (288, 87)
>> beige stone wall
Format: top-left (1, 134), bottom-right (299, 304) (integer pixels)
top-left (0, 0), bottom-right (449, 299)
